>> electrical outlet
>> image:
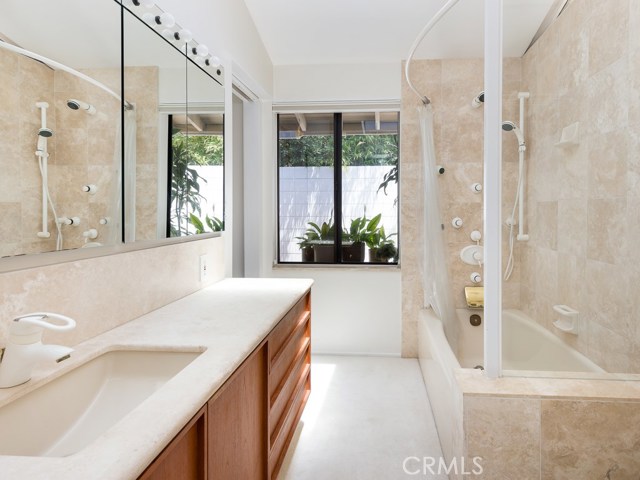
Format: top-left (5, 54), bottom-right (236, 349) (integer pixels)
top-left (199, 254), bottom-right (208, 282)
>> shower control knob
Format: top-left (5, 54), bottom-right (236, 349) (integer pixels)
top-left (82, 184), bottom-right (97, 195)
top-left (470, 230), bottom-right (482, 242)
top-left (436, 165), bottom-right (445, 175)
top-left (471, 183), bottom-right (483, 193)
top-left (58, 216), bottom-right (80, 226)
top-left (99, 217), bottom-right (110, 225)
top-left (451, 217), bottom-right (463, 229)
top-left (470, 272), bottom-right (482, 284)
top-left (83, 228), bottom-right (98, 240)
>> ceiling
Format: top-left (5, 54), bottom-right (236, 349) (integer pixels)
top-left (242, 0), bottom-right (558, 65)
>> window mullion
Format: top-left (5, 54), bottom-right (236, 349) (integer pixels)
top-left (334, 113), bottom-right (343, 263)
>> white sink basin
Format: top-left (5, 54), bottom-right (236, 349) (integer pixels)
top-left (0, 349), bottom-right (200, 457)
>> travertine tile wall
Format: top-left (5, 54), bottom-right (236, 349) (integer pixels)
top-left (0, 236), bottom-right (224, 348)
top-left (463, 393), bottom-right (640, 478)
top-left (520, 0), bottom-right (640, 373)
top-left (400, 59), bottom-right (522, 356)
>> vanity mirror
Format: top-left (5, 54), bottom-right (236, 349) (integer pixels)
top-left (0, 0), bottom-right (123, 257)
top-left (0, 0), bottom-right (225, 261)
top-left (122, 4), bottom-right (225, 242)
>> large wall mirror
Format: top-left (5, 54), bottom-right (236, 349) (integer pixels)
top-left (0, 0), bottom-right (225, 262)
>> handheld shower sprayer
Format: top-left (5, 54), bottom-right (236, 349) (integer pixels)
top-left (501, 121), bottom-right (525, 149)
top-left (66, 99), bottom-right (96, 115)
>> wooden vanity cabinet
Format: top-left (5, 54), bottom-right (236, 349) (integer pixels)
top-left (138, 406), bottom-right (207, 480)
top-left (207, 344), bottom-right (268, 480)
top-left (139, 291), bottom-right (311, 480)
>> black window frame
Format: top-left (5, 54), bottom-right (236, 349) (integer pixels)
top-left (276, 111), bottom-right (400, 266)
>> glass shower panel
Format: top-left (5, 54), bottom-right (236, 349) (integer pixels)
top-left (502, 0), bottom-right (639, 379)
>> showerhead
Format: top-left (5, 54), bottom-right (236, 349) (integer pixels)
top-left (66, 99), bottom-right (97, 115)
top-left (38, 127), bottom-right (53, 137)
top-left (471, 91), bottom-right (485, 108)
top-left (502, 121), bottom-right (525, 147)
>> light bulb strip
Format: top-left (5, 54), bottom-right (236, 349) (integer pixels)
top-left (124, 1), bottom-right (223, 78)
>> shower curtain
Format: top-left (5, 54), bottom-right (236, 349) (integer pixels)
top-left (106, 108), bottom-right (137, 245)
top-left (419, 104), bottom-right (459, 351)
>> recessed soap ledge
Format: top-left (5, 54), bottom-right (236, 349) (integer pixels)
top-left (0, 277), bottom-right (313, 480)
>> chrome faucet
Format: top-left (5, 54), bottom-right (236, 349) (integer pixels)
top-left (0, 312), bottom-right (76, 388)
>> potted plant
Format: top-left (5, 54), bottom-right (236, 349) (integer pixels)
top-left (366, 223), bottom-right (398, 263)
top-left (295, 230), bottom-right (318, 262)
top-left (305, 218), bottom-right (335, 262)
top-left (342, 214), bottom-right (381, 263)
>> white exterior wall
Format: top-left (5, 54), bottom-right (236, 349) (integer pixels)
top-left (279, 166), bottom-right (398, 262)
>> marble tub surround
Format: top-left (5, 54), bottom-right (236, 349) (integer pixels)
top-left (452, 370), bottom-right (640, 479)
top-left (0, 236), bottom-right (224, 347)
top-left (0, 277), bottom-right (313, 479)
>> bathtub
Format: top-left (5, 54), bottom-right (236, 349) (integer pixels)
top-left (417, 307), bottom-right (605, 464)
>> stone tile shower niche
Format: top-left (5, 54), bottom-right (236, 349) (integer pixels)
top-left (0, 0), bottom-right (225, 262)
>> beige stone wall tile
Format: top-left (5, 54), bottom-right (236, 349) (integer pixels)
top-left (0, 237), bottom-right (224, 347)
top-left (588, 130), bottom-right (629, 198)
top-left (586, 197), bottom-right (627, 264)
top-left (541, 399), bottom-right (640, 478)
top-left (585, 260), bottom-right (632, 336)
top-left (557, 198), bottom-right (587, 257)
top-left (588, 0), bottom-right (629, 77)
top-left (464, 395), bottom-right (540, 478)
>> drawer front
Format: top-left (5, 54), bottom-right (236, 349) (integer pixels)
top-left (269, 293), bottom-right (310, 365)
top-left (269, 339), bottom-right (310, 441)
top-left (269, 314), bottom-right (310, 399)
top-left (268, 368), bottom-right (311, 480)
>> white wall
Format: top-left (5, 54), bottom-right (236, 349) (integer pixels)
top-left (274, 63), bottom-right (400, 103)
top-left (246, 63), bottom-right (404, 356)
top-left (271, 267), bottom-right (402, 356)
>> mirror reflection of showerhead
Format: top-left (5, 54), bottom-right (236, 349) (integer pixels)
top-left (502, 120), bottom-right (525, 147)
top-left (66, 99), bottom-right (97, 115)
top-left (471, 91), bottom-right (485, 108)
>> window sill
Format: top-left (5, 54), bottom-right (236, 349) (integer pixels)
top-left (272, 262), bottom-right (400, 271)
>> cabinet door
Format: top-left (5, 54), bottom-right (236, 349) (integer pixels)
top-left (138, 407), bottom-right (207, 480)
top-left (208, 344), bottom-right (268, 480)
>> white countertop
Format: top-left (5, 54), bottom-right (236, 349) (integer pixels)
top-left (0, 277), bottom-right (313, 479)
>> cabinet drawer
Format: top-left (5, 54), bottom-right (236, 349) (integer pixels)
top-left (269, 315), bottom-right (310, 399)
top-left (268, 367), bottom-right (311, 479)
top-left (269, 293), bottom-right (310, 365)
top-left (269, 340), bottom-right (310, 440)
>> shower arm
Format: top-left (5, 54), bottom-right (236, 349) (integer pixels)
top-left (405, 0), bottom-right (461, 105)
top-left (0, 41), bottom-right (133, 110)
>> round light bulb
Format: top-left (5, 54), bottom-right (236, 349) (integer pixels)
top-left (140, 0), bottom-right (155, 7)
top-left (195, 44), bottom-right (209, 57)
top-left (161, 29), bottom-right (174, 41)
top-left (141, 12), bottom-right (155, 25)
top-left (206, 55), bottom-right (221, 67)
top-left (176, 29), bottom-right (192, 43)
top-left (158, 12), bottom-right (175, 27)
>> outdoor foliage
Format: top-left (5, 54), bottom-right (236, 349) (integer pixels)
top-left (279, 133), bottom-right (398, 167)
top-left (169, 133), bottom-right (223, 236)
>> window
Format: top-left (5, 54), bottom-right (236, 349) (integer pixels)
top-left (277, 111), bottom-right (399, 264)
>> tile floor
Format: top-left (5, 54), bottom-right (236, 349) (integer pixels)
top-left (278, 355), bottom-right (448, 480)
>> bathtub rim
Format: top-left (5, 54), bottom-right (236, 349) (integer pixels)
top-left (420, 306), bottom-right (640, 383)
